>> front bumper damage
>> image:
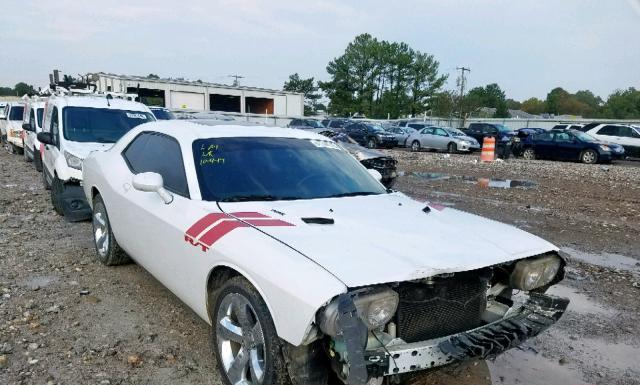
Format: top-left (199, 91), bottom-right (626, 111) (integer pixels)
top-left (364, 293), bottom-right (568, 378)
top-left (60, 182), bottom-right (92, 222)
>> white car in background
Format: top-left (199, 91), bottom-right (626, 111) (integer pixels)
top-left (407, 126), bottom-right (480, 153)
top-left (38, 95), bottom-right (154, 221)
top-left (584, 123), bottom-right (640, 158)
top-left (82, 120), bottom-right (568, 385)
top-left (384, 126), bottom-right (415, 147)
top-left (1, 102), bottom-right (26, 153)
top-left (22, 100), bottom-right (47, 171)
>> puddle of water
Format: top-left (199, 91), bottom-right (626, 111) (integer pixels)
top-left (488, 348), bottom-right (586, 385)
top-left (562, 247), bottom-right (640, 273)
top-left (411, 172), bottom-right (537, 189)
top-left (546, 284), bottom-right (615, 316)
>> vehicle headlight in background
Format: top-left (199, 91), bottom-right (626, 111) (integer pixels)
top-left (509, 254), bottom-right (562, 291)
top-left (317, 287), bottom-right (399, 337)
top-left (599, 145), bottom-right (610, 152)
top-left (64, 151), bottom-right (83, 170)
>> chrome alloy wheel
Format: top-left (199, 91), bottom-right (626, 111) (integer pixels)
top-left (93, 205), bottom-right (110, 257)
top-left (216, 293), bottom-right (266, 385)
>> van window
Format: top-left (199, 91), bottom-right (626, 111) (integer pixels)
top-left (62, 107), bottom-right (154, 143)
top-left (8, 106), bottom-right (24, 121)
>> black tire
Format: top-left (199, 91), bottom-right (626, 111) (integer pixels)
top-left (447, 142), bottom-right (457, 153)
top-left (411, 140), bottom-right (421, 152)
top-left (50, 176), bottom-right (65, 215)
top-left (580, 149), bottom-right (598, 164)
top-left (23, 141), bottom-right (32, 162)
top-left (522, 148), bottom-right (536, 160)
top-left (34, 149), bottom-right (43, 172)
top-left (42, 167), bottom-right (51, 190)
top-left (212, 276), bottom-right (290, 385)
top-left (366, 137), bottom-right (377, 149)
top-left (92, 194), bottom-right (130, 266)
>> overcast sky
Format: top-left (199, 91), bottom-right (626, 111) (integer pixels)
top-left (1, 0), bottom-right (639, 101)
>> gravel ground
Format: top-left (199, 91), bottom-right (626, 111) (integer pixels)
top-left (1, 148), bottom-right (639, 385)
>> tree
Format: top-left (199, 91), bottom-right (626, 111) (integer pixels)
top-left (283, 73), bottom-right (322, 115)
top-left (430, 90), bottom-right (457, 117)
top-left (147, 74), bottom-right (160, 79)
top-left (506, 99), bottom-right (521, 110)
top-left (0, 87), bottom-right (14, 96)
top-left (521, 97), bottom-right (546, 115)
top-left (601, 88), bottom-right (640, 119)
top-left (14, 82), bottom-right (35, 96)
top-left (320, 34), bottom-right (446, 119)
top-left (463, 83), bottom-right (508, 117)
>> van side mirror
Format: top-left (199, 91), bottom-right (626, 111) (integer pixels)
top-left (22, 123), bottom-right (33, 132)
top-left (132, 172), bottom-right (173, 204)
top-left (37, 132), bottom-right (54, 145)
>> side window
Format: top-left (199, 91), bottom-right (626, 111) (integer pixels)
top-left (434, 128), bottom-right (448, 136)
top-left (554, 125), bottom-right (567, 130)
top-left (482, 125), bottom-right (496, 134)
top-left (554, 132), bottom-right (572, 142)
top-left (597, 125), bottom-right (618, 136)
top-left (50, 107), bottom-right (59, 147)
top-left (29, 110), bottom-right (36, 131)
top-left (123, 132), bottom-right (189, 197)
top-left (617, 126), bottom-right (633, 137)
top-left (421, 127), bottom-right (435, 135)
top-left (536, 132), bottom-right (553, 142)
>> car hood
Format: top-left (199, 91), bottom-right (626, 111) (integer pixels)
top-left (339, 142), bottom-right (388, 160)
top-left (64, 141), bottom-right (114, 159)
top-left (454, 135), bottom-right (478, 143)
top-left (218, 193), bottom-right (557, 287)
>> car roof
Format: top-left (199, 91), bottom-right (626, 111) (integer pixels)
top-left (133, 120), bottom-right (332, 142)
top-left (49, 95), bottom-right (149, 111)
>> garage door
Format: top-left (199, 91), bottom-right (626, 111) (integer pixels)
top-left (170, 91), bottom-right (205, 110)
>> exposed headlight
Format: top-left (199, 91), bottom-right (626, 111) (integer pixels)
top-left (599, 145), bottom-right (610, 152)
top-left (317, 287), bottom-right (399, 337)
top-left (509, 254), bottom-right (562, 291)
top-left (64, 151), bottom-right (83, 170)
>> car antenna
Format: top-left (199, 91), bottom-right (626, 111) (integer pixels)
top-left (106, 93), bottom-right (113, 107)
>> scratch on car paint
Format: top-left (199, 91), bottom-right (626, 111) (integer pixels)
top-left (184, 212), bottom-right (294, 252)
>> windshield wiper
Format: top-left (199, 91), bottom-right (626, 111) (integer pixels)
top-left (324, 191), bottom-right (379, 198)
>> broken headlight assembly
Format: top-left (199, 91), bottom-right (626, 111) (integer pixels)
top-left (317, 287), bottom-right (399, 337)
top-left (509, 254), bottom-right (562, 291)
top-left (64, 151), bottom-right (83, 170)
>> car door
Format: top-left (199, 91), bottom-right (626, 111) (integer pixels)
top-left (346, 124), bottom-right (366, 145)
top-left (116, 132), bottom-right (195, 296)
top-left (532, 131), bottom-right (555, 158)
top-left (418, 127), bottom-right (436, 148)
top-left (593, 125), bottom-right (622, 145)
top-left (553, 131), bottom-right (582, 160)
top-left (42, 107), bottom-right (62, 179)
top-left (431, 127), bottom-right (450, 150)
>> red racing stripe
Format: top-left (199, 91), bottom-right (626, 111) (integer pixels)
top-left (199, 220), bottom-right (249, 247)
top-left (244, 219), bottom-right (294, 227)
top-left (185, 213), bottom-right (228, 238)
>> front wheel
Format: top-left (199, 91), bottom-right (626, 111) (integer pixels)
top-left (522, 148), bottom-right (536, 160)
top-left (581, 149), bottom-right (598, 164)
top-left (34, 148), bottom-right (43, 172)
top-left (367, 137), bottom-right (377, 149)
top-left (447, 142), bottom-right (457, 153)
top-left (23, 141), bottom-right (32, 162)
top-left (212, 276), bottom-right (289, 385)
top-left (51, 176), bottom-right (65, 215)
top-left (92, 194), bottom-right (130, 265)
top-left (411, 140), bottom-right (421, 152)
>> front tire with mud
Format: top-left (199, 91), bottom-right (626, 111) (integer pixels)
top-left (92, 194), bottom-right (130, 266)
top-left (212, 276), bottom-right (290, 385)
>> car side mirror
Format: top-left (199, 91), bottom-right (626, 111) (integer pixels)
top-left (22, 123), bottom-right (34, 132)
top-left (367, 169), bottom-right (383, 182)
top-left (132, 172), bottom-right (173, 204)
top-left (37, 132), bottom-right (54, 145)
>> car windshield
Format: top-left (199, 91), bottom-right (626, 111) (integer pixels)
top-left (193, 137), bottom-right (387, 202)
top-left (368, 125), bottom-right (386, 133)
top-left (62, 107), bottom-right (155, 143)
top-left (575, 131), bottom-right (597, 142)
top-left (151, 108), bottom-right (176, 120)
top-left (306, 120), bottom-right (324, 128)
top-left (446, 128), bottom-right (465, 136)
top-left (36, 108), bottom-right (44, 128)
top-left (9, 106), bottom-right (24, 120)
top-left (495, 124), bottom-right (512, 133)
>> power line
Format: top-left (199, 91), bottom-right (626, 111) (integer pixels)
top-left (456, 67), bottom-right (471, 122)
top-left (227, 74), bottom-right (245, 87)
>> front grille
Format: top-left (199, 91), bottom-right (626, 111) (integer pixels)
top-left (396, 271), bottom-right (490, 343)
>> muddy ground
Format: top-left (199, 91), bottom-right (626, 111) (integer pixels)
top-left (1, 147), bottom-right (639, 385)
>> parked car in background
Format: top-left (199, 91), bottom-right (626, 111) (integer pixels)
top-left (520, 129), bottom-right (614, 164)
top-left (1, 102), bottom-right (26, 153)
top-left (384, 126), bottom-right (415, 147)
top-left (22, 100), bottom-right (47, 171)
top-left (82, 120), bottom-right (567, 385)
top-left (407, 126), bottom-right (480, 153)
top-left (343, 122), bottom-right (398, 148)
top-left (38, 95), bottom-right (155, 221)
top-left (321, 118), bottom-right (350, 129)
top-left (319, 129), bottom-right (398, 187)
top-left (464, 123), bottom-right (517, 146)
top-left (583, 123), bottom-right (640, 157)
top-left (512, 128), bottom-right (546, 157)
top-left (552, 123), bottom-right (585, 130)
top-left (287, 118), bottom-right (325, 130)
top-left (149, 106), bottom-right (176, 120)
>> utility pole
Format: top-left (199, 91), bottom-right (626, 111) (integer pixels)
top-left (456, 67), bottom-right (471, 124)
top-left (228, 74), bottom-right (245, 87)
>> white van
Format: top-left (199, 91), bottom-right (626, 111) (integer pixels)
top-left (38, 95), bottom-right (155, 221)
top-left (0, 102), bottom-right (26, 153)
top-left (22, 100), bottom-right (47, 171)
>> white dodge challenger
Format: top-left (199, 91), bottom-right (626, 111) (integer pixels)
top-left (82, 120), bottom-right (568, 385)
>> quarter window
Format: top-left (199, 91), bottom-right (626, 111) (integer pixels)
top-left (597, 125), bottom-right (620, 136)
top-left (123, 132), bottom-right (189, 197)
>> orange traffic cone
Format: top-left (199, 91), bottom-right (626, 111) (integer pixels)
top-left (480, 137), bottom-right (496, 162)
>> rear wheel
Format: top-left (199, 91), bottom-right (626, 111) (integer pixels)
top-left (522, 148), bottom-right (536, 160)
top-left (580, 149), bottom-right (598, 164)
top-left (92, 194), bottom-right (130, 265)
top-left (51, 176), bottom-right (65, 215)
top-left (411, 140), bottom-right (421, 152)
top-left (212, 276), bottom-right (289, 385)
top-left (447, 142), bottom-right (457, 153)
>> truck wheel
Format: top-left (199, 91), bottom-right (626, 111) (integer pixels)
top-left (580, 149), bottom-right (598, 164)
top-left (522, 148), bottom-right (536, 160)
top-left (34, 149), bottom-right (43, 172)
top-left (411, 141), bottom-right (421, 152)
top-left (212, 276), bottom-right (289, 385)
top-left (92, 194), bottom-right (130, 265)
top-left (447, 142), bottom-right (457, 153)
top-left (51, 176), bottom-right (65, 215)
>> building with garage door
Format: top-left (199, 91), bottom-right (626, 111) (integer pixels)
top-left (93, 73), bottom-right (304, 116)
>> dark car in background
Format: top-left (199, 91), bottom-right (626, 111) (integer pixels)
top-left (520, 129), bottom-right (615, 164)
top-left (318, 130), bottom-right (398, 188)
top-left (149, 106), bottom-right (176, 120)
top-left (512, 128), bottom-right (546, 156)
top-left (288, 118), bottom-right (325, 130)
top-left (321, 118), bottom-right (350, 129)
top-left (464, 123), bottom-right (517, 145)
top-left (343, 122), bottom-right (398, 148)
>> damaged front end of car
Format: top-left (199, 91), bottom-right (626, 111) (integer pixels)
top-left (312, 252), bottom-right (569, 385)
